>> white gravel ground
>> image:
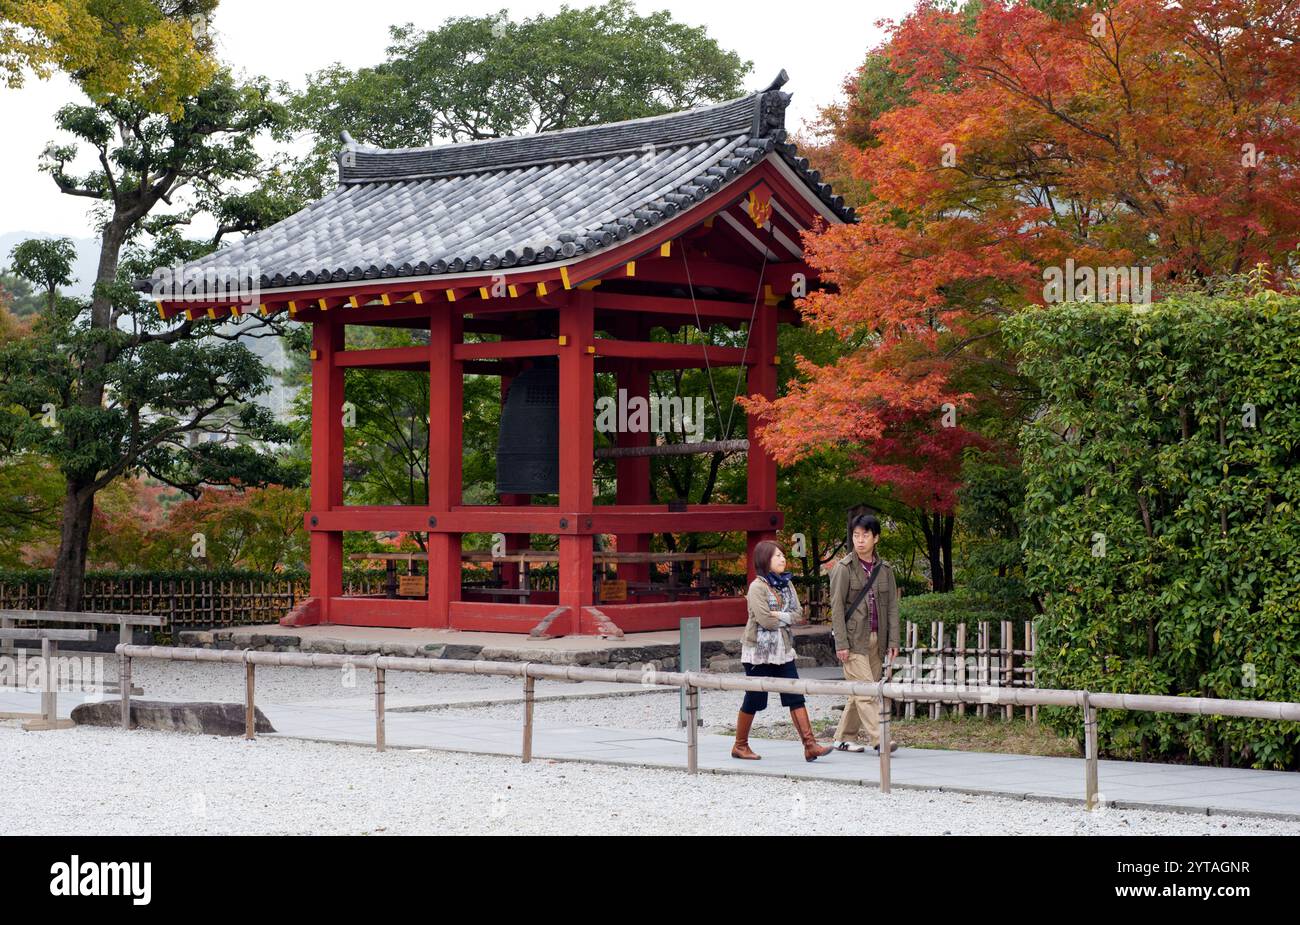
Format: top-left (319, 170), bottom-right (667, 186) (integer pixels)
top-left (12, 658), bottom-right (1296, 836)
top-left (4, 724), bottom-right (1297, 836)
top-left (105, 658), bottom-right (525, 704)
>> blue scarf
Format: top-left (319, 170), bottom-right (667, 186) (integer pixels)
top-left (763, 571), bottom-right (793, 590)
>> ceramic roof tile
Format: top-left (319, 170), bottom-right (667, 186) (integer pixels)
top-left (146, 71), bottom-right (853, 299)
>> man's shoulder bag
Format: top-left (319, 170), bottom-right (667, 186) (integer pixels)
top-left (836, 560), bottom-right (881, 648)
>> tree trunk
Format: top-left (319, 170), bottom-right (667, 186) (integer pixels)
top-left (46, 483), bottom-right (96, 611)
top-left (919, 511), bottom-right (939, 591)
top-left (918, 510), bottom-right (956, 593)
top-left (940, 512), bottom-right (955, 592)
top-left (45, 218), bottom-right (127, 611)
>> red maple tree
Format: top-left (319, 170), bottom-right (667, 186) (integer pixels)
top-left (745, 0), bottom-right (1300, 570)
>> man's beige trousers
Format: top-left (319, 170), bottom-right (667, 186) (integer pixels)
top-left (834, 631), bottom-right (883, 745)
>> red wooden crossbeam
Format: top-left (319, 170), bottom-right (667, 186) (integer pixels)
top-left (615, 254), bottom-right (761, 293)
top-left (305, 503), bottom-right (781, 535)
top-left (333, 346), bottom-right (429, 369)
top-left (452, 338), bottom-right (563, 360)
top-left (592, 291), bottom-right (762, 320)
top-left (592, 338), bottom-right (752, 366)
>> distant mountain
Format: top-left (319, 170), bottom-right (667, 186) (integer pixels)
top-left (0, 230), bottom-right (100, 298)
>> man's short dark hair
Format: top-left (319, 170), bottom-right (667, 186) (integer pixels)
top-left (850, 514), bottom-right (882, 537)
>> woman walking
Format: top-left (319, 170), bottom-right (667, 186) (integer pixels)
top-left (732, 540), bottom-right (834, 762)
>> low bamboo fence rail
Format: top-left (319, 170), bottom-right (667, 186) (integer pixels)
top-left (898, 618), bottom-right (1038, 722)
top-left (115, 644), bottom-right (1300, 811)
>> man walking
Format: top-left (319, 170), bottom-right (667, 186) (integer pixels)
top-left (829, 514), bottom-right (900, 753)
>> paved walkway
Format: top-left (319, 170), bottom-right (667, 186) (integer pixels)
top-left (5, 682), bottom-right (1299, 821)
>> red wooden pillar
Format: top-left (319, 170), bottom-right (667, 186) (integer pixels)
top-left (309, 318), bottom-right (345, 619)
top-left (558, 290), bottom-right (595, 632)
top-left (614, 318), bottom-right (651, 586)
top-left (428, 308), bottom-right (463, 627)
top-left (746, 304), bottom-right (780, 581)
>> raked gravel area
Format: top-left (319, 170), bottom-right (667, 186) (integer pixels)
top-left (104, 656), bottom-right (525, 703)
top-left (5, 723), bottom-right (1299, 836)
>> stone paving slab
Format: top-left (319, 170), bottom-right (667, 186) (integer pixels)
top-left (247, 702), bottom-right (1300, 820)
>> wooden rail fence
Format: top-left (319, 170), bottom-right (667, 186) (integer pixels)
top-left (116, 644), bottom-right (1300, 811)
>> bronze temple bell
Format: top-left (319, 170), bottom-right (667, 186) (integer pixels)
top-left (495, 361), bottom-right (560, 494)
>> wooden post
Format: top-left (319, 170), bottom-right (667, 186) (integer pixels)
top-left (41, 637), bottom-right (56, 725)
top-left (956, 622), bottom-right (967, 717)
top-left (684, 683), bottom-right (699, 773)
top-left (309, 318), bottom-right (345, 620)
top-left (375, 666), bottom-right (386, 752)
top-left (120, 653), bottom-right (131, 730)
top-left (979, 621), bottom-right (990, 719)
top-left (907, 622), bottom-right (920, 720)
top-left (1002, 619), bottom-right (1014, 721)
top-left (117, 620), bottom-right (133, 698)
top-left (927, 622), bottom-right (937, 720)
top-left (522, 668), bottom-right (535, 763)
top-left (744, 299), bottom-right (780, 580)
top-left (557, 291), bottom-right (595, 632)
top-left (936, 620), bottom-right (946, 719)
top-left (244, 661), bottom-right (255, 740)
top-left (1084, 692), bottom-right (1099, 810)
top-left (428, 309), bottom-right (464, 628)
top-left (1027, 619), bottom-right (1038, 724)
top-left (878, 663), bottom-right (892, 793)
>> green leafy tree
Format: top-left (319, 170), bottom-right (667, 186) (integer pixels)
top-left (0, 46), bottom-right (300, 609)
top-left (286, 0), bottom-right (751, 196)
top-left (8, 237), bottom-right (75, 314)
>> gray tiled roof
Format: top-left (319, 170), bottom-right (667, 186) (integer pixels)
top-left (148, 71), bottom-right (852, 298)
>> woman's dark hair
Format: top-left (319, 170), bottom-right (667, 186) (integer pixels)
top-left (850, 514), bottom-right (882, 537)
top-left (753, 540), bottom-right (783, 575)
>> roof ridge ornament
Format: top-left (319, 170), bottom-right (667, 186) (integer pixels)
top-left (752, 71), bottom-right (792, 140)
top-left (337, 130), bottom-right (360, 173)
top-left (763, 69), bottom-right (790, 92)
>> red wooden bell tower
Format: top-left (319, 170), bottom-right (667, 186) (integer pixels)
top-left (150, 73), bottom-right (854, 636)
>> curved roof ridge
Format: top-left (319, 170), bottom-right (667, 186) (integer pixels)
top-left (143, 71), bottom-right (860, 300)
top-left (337, 78), bottom-right (793, 184)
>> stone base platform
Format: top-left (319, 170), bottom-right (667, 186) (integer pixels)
top-left (174, 623), bottom-right (837, 672)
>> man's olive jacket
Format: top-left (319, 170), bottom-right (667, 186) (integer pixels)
top-left (829, 551), bottom-right (900, 660)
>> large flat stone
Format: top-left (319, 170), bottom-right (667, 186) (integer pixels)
top-left (72, 700), bottom-right (275, 736)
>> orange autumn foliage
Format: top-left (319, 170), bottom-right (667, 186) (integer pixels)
top-left (745, 0), bottom-right (1300, 465)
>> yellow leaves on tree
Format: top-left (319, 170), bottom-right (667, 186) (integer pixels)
top-left (0, 0), bottom-right (218, 117)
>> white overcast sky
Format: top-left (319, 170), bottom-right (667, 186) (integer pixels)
top-left (0, 0), bottom-right (911, 239)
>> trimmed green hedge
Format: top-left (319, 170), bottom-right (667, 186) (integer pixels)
top-left (899, 588), bottom-right (1031, 626)
top-left (1005, 290), bottom-right (1300, 769)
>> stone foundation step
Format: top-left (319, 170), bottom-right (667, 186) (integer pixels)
top-left (174, 629), bottom-right (838, 669)
top-left (706, 655), bottom-right (817, 673)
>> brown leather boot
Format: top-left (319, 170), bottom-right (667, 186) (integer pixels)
top-left (731, 710), bottom-right (761, 760)
top-left (790, 705), bottom-right (833, 761)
